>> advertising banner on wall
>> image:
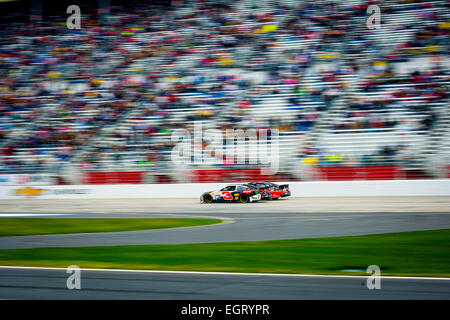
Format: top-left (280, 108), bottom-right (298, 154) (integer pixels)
top-left (0, 174), bottom-right (56, 186)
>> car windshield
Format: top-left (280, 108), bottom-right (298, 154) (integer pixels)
top-left (256, 183), bottom-right (268, 188)
top-left (221, 186), bottom-right (235, 191)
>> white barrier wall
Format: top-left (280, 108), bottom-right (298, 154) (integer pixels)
top-left (289, 179), bottom-right (450, 197)
top-left (1, 179), bottom-right (450, 200)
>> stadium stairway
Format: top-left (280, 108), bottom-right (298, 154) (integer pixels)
top-left (421, 98), bottom-right (450, 178)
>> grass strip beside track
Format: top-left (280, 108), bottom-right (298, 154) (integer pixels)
top-left (0, 218), bottom-right (222, 237)
top-left (0, 229), bottom-right (449, 277)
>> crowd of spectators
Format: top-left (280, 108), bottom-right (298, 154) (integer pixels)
top-left (300, 144), bottom-right (414, 167)
top-left (332, 67), bottom-right (448, 132)
top-left (0, 0), bottom-right (448, 174)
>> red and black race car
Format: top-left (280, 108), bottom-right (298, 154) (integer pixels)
top-left (266, 182), bottom-right (291, 198)
top-left (245, 182), bottom-right (286, 200)
top-left (200, 184), bottom-right (262, 203)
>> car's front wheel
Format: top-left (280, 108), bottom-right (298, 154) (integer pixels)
top-left (203, 193), bottom-right (213, 203)
top-left (239, 193), bottom-right (249, 203)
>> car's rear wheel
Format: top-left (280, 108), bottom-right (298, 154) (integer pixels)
top-left (239, 193), bottom-right (249, 203)
top-left (203, 194), bottom-right (213, 203)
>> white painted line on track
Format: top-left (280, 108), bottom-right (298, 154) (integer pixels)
top-left (235, 217), bottom-right (333, 221)
top-left (0, 266), bottom-right (449, 281)
top-left (0, 213), bottom-right (74, 217)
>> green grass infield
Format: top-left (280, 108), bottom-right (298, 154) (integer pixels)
top-left (0, 218), bottom-right (223, 237)
top-left (0, 229), bottom-right (449, 277)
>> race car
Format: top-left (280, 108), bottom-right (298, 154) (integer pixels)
top-left (267, 182), bottom-right (291, 197)
top-left (245, 182), bottom-right (282, 200)
top-left (200, 184), bottom-right (262, 203)
top-left (247, 182), bottom-right (291, 199)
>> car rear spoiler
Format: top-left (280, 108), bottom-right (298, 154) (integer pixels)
top-left (278, 184), bottom-right (289, 190)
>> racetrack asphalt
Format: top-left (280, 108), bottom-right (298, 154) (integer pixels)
top-left (0, 267), bottom-right (449, 300)
top-left (0, 210), bottom-right (450, 249)
top-left (0, 198), bottom-right (449, 299)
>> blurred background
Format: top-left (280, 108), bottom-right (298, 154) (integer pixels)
top-left (0, 0), bottom-right (448, 185)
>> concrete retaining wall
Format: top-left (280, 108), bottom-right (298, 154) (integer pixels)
top-left (1, 179), bottom-right (449, 199)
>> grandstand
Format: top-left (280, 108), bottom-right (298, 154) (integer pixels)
top-left (0, 0), bottom-right (448, 184)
